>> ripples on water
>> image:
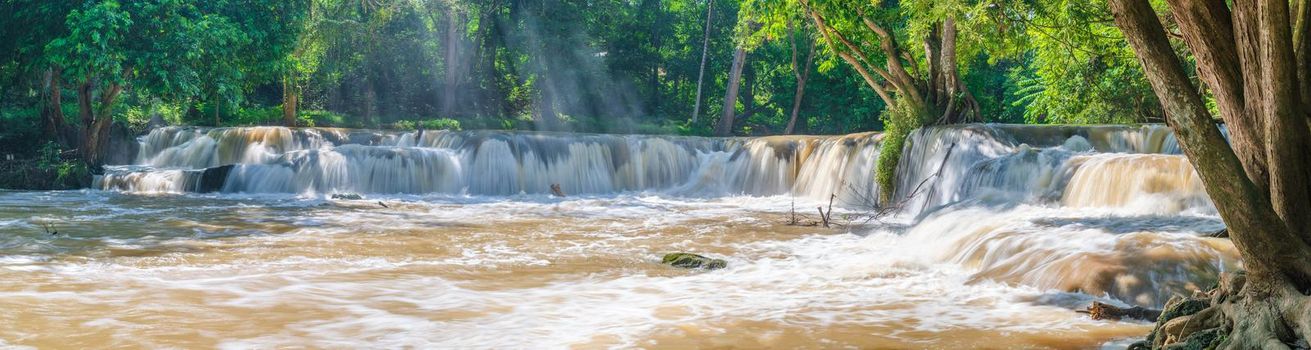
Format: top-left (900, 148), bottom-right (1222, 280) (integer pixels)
top-left (0, 124), bottom-right (1238, 349)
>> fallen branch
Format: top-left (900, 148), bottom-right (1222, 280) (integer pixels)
top-left (1079, 301), bottom-right (1162, 321)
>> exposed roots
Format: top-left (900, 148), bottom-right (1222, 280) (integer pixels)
top-left (1126, 271), bottom-right (1311, 350)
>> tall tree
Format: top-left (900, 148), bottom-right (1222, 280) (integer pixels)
top-left (717, 46), bottom-right (747, 135)
top-left (1109, 0), bottom-right (1311, 347)
top-left (691, 0), bottom-right (716, 123)
top-left (785, 19), bottom-right (816, 134)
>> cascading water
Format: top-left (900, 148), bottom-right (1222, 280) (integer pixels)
top-left (5, 123), bottom-right (1237, 348)
top-left (99, 127), bottom-right (885, 201)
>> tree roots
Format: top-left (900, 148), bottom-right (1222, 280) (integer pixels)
top-left (1123, 271), bottom-right (1311, 350)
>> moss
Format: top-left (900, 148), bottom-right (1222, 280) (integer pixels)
top-left (874, 98), bottom-right (929, 204)
top-left (662, 253), bottom-right (727, 270)
top-left (1163, 328), bottom-right (1223, 350)
top-left (1146, 296), bottom-right (1211, 345)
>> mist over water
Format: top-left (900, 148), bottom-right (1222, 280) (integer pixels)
top-left (1, 124), bottom-right (1236, 348)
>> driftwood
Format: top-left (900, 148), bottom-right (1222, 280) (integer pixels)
top-left (788, 193), bottom-right (840, 228)
top-left (550, 183), bottom-right (566, 197)
top-left (847, 142), bottom-right (957, 224)
top-left (1080, 301), bottom-right (1162, 321)
top-left (817, 194), bottom-right (836, 228)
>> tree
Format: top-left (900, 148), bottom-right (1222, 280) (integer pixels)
top-left (1109, 0), bottom-right (1311, 347)
top-left (790, 0), bottom-right (1000, 203)
top-left (40, 0), bottom-right (307, 166)
top-left (691, 0), bottom-right (716, 123)
top-left (784, 19), bottom-right (817, 134)
top-left (716, 46), bottom-right (748, 135)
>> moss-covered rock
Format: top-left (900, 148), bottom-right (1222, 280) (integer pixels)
top-left (1162, 327), bottom-right (1223, 350)
top-left (662, 253), bottom-right (727, 270)
top-left (331, 193), bottom-right (364, 200)
top-left (1146, 296), bottom-right (1212, 346)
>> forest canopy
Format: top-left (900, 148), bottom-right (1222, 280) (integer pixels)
top-left (0, 0), bottom-right (1170, 161)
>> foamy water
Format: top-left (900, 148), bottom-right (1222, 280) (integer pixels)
top-left (2, 124), bottom-right (1239, 349)
top-left (0, 190), bottom-right (1231, 349)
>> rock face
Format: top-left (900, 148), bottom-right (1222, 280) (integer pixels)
top-left (331, 193), bottom-right (364, 200)
top-left (662, 253), bottom-right (727, 270)
top-left (197, 164), bottom-right (235, 193)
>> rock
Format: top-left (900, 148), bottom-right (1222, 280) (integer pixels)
top-left (196, 164), bottom-right (234, 193)
top-left (1147, 296), bottom-right (1211, 346)
top-left (1162, 327), bottom-right (1223, 350)
top-left (662, 253), bottom-right (727, 270)
top-left (331, 193), bottom-right (364, 200)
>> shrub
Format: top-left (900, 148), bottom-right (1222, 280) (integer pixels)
top-left (298, 110), bottom-right (352, 128)
top-left (230, 106), bottom-right (282, 126)
top-left (34, 142), bottom-right (89, 189)
top-left (392, 120), bottom-right (416, 130)
top-left (874, 98), bottom-right (928, 205)
top-left (417, 118), bottom-right (461, 131)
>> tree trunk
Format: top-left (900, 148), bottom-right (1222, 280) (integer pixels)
top-left (1112, 0), bottom-right (1311, 288)
top-left (1110, 0), bottom-right (1311, 346)
top-left (934, 18), bottom-right (979, 124)
top-left (441, 5), bottom-right (468, 116)
top-left (648, 0), bottom-right (663, 113)
top-left (283, 76), bottom-right (297, 127)
top-left (363, 77), bottom-right (377, 128)
top-left (691, 0), bottom-right (714, 123)
top-left (1256, 0), bottom-right (1311, 237)
top-left (82, 80), bottom-right (123, 169)
top-left (214, 92), bottom-right (222, 127)
top-left (716, 46), bottom-right (746, 136)
top-left (786, 38), bottom-right (816, 135)
top-left (77, 80), bottom-right (93, 130)
top-left (43, 68), bottom-right (67, 146)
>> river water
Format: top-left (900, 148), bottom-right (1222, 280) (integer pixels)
top-left (0, 124), bottom-right (1237, 349)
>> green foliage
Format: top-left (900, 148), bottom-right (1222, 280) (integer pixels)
top-left (297, 110), bottom-right (349, 128)
top-left (875, 98), bottom-right (927, 204)
top-left (418, 118), bottom-right (461, 131)
top-left (119, 102), bottom-right (184, 133)
top-left (1, 0), bottom-right (1174, 153)
top-left (390, 118), bottom-right (461, 131)
top-left (392, 120), bottom-right (416, 131)
top-left (230, 107), bottom-right (283, 126)
top-left (36, 142), bottom-right (89, 188)
top-left (996, 0), bottom-right (1161, 124)
top-left (0, 107), bottom-right (44, 156)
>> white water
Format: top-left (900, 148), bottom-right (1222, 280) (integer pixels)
top-left (3, 123), bottom-right (1238, 348)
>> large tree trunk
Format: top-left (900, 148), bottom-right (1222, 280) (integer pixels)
top-left (42, 68), bottom-right (68, 146)
top-left (1110, 0), bottom-right (1311, 347)
top-left (80, 79), bottom-right (123, 169)
top-left (440, 5), bottom-right (468, 117)
top-left (716, 46), bottom-right (746, 136)
top-left (691, 0), bottom-right (714, 123)
top-left (282, 76), bottom-right (297, 127)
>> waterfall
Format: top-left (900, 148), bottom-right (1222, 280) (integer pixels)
top-left (887, 124), bottom-right (1216, 216)
top-left (96, 124), bottom-right (1219, 216)
top-left (98, 127), bottom-right (885, 199)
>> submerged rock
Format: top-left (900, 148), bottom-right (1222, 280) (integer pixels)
top-left (331, 193), bottom-right (364, 200)
top-left (662, 253), bottom-right (727, 270)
